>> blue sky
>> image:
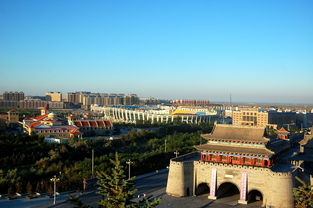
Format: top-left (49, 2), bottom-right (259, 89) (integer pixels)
top-left (0, 0), bottom-right (312, 103)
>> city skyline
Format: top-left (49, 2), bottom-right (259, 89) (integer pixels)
top-left (0, 0), bottom-right (313, 104)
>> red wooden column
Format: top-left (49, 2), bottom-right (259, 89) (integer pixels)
top-left (206, 153), bottom-right (211, 162)
top-left (261, 159), bottom-right (266, 167)
top-left (239, 157), bottom-right (244, 165)
top-left (251, 158), bottom-right (256, 166)
top-left (227, 156), bottom-right (231, 163)
top-left (217, 155), bottom-right (221, 162)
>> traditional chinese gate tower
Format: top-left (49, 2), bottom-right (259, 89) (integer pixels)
top-left (197, 124), bottom-right (274, 169)
top-left (166, 124), bottom-right (295, 208)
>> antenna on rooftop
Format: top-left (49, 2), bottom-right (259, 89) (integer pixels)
top-left (229, 93), bottom-right (232, 107)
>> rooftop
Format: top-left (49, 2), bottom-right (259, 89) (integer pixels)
top-left (201, 124), bottom-right (268, 143)
top-left (195, 143), bottom-right (274, 158)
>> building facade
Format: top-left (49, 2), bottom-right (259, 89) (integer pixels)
top-left (0, 110), bottom-right (19, 125)
top-left (22, 107), bottom-right (81, 138)
top-left (68, 115), bottom-right (113, 136)
top-left (67, 92), bottom-right (139, 106)
top-left (2, 91), bottom-right (24, 101)
top-left (0, 99), bottom-right (65, 109)
top-left (45, 92), bottom-right (62, 102)
top-left (232, 109), bottom-right (268, 127)
top-left (171, 99), bottom-right (210, 106)
top-left (91, 105), bottom-right (217, 124)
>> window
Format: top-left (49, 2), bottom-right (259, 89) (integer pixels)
top-left (245, 158), bottom-right (251, 162)
top-left (232, 157), bottom-right (240, 161)
top-left (256, 159), bottom-right (262, 163)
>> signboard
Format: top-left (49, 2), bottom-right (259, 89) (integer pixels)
top-left (224, 174), bottom-right (233, 179)
top-left (240, 171), bottom-right (247, 201)
top-left (210, 168), bottom-right (217, 197)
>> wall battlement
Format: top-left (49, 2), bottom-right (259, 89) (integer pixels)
top-left (167, 153), bottom-right (297, 208)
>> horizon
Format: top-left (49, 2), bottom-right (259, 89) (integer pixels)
top-left (1, 0), bottom-right (313, 104)
top-left (2, 89), bottom-right (313, 105)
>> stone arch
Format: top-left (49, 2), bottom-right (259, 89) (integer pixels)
top-left (216, 182), bottom-right (240, 199)
top-left (196, 183), bottom-right (210, 196)
top-left (248, 189), bottom-right (263, 205)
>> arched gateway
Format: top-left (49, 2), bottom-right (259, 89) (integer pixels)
top-left (166, 124), bottom-right (296, 208)
top-left (248, 189), bottom-right (263, 205)
top-left (196, 183), bottom-right (210, 195)
top-left (216, 182), bottom-right (240, 199)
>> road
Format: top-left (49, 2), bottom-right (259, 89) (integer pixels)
top-left (0, 169), bottom-right (262, 208)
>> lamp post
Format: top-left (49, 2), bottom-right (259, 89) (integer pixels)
top-left (92, 149), bottom-right (94, 178)
top-left (50, 175), bottom-right (60, 205)
top-left (174, 150), bottom-right (179, 158)
top-left (126, 160), bottom-right (133, 179)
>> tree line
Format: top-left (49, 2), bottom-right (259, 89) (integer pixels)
top-left (0, 123), bottom-right (212, 195)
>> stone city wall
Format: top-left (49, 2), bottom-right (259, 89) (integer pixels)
top-left (167, 158), bottom-right (296, 208)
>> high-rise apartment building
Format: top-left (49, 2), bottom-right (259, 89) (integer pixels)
top-left (232, 109), bottom-right (268, 127)
top-left (124, 94), bottom-right (140, 105)
top-left (3, 91), bottom-right (24, 101)
top-left (46, 92), bottom-right (62, 102)
top-left (67, 92), bottom-right (139, 106)
top-left (171, 99), bottom-right (210, 106)
top-left (67, 92), bottom-right (77, 103)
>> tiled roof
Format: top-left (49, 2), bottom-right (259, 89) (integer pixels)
top-left (97, 121), bottom-right (105, 126)
top-left (72, 120), bottom-right (111, 127)
top-left (104, 121), bottom-right (111, 126)
top-left (69, 128), bottom-right (82, 135)
top-left (90, 121), bottom-right (97, 127)
top-left (33, 125), bottom-right (78, 131)
top-left (33, 113), bottom-right (48, 121)
top-left (201, 124), bottom-right (267, 143)
top-left (74, 121), bottom-right (82, 127)
top-left (276, 127), bottom-right (289, 134)
top-left (81, 121), bottom-right (89, 127)
top-left (196, 143), bottom-right (274, 157)
top-left (29, 122), bottom-right (41, 128)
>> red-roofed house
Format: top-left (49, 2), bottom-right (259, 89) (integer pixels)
top-left (276, 127), bottom-right (290, 140)
top-left (22, 110), bottom-right (81, 139)
top-left (68, 117), bottom-right (113, 136)
top-left (0, 109), bottom-right (19, 125)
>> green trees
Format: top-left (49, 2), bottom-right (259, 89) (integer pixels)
top-left (293, 176), bottom-right (313, 208)
top-left (0, 122), bottom-right (213, 194)
top-left (96, 153), bottom-right (159, 208)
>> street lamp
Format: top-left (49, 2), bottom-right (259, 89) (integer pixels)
top-left (126, 159), bottom-right (133, 179)
top-left (91, 149), bottom-right (94, 178)
top-left (50, 175), bottom-right (60, 205)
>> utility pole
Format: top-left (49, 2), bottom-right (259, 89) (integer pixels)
top-left (174, 150), bottom-right (179, 158)
top-left (165, 139), bottom-right (167, 152)
top-left (92, 149), bottom-right (94, 178)
top-left (50, 175), bottom-right (59, 205)
top-left (126, 159), bottom-right (133, 179)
